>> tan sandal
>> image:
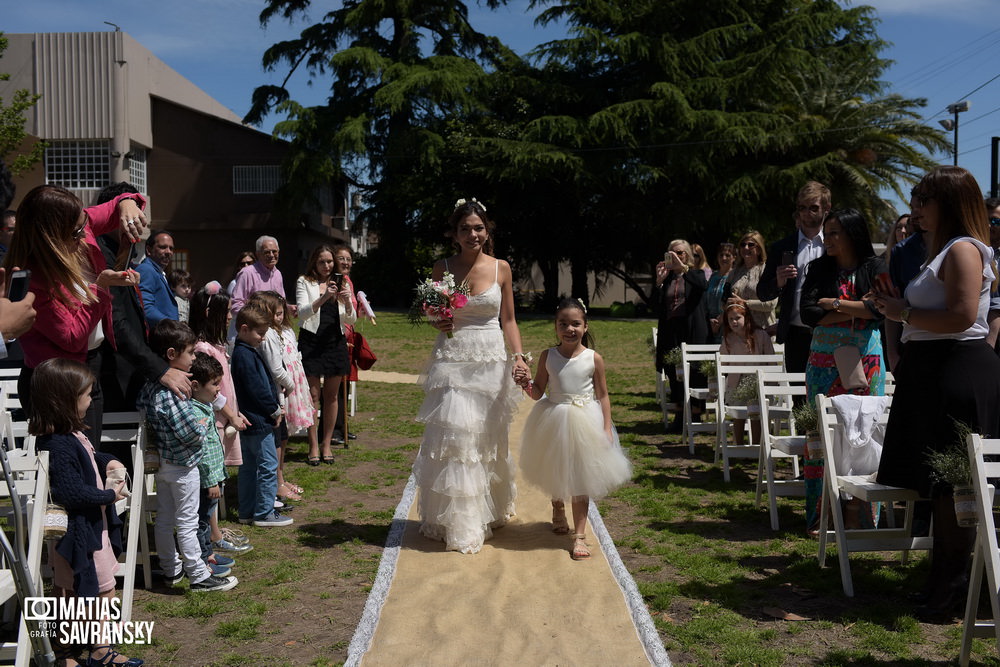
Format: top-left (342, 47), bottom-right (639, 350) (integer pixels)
top-left (551, 501), bottom-right (570, 535)
top-left (571, 534), bottom-right (591, 561)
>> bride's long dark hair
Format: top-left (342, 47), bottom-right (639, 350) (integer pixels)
top-left (446, 199), bottom-right (494, 256)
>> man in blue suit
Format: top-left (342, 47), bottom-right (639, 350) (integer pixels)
top-left (137, 230), bottom-right (179, 326)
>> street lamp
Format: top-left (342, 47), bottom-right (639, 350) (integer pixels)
top-left (939, 100), bottom-right (970, 166)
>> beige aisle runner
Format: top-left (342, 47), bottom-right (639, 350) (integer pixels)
top-left (347, 393), bottom-right (671, 666)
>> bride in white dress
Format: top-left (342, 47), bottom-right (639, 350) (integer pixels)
top-left (413, 199), bottom-right (531, 554)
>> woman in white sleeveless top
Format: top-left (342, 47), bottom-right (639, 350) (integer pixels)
top-left (874, 166), bottom-right (1000, 622)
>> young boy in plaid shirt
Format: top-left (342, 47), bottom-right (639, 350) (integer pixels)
top-left (138, 320), bottom-right (238, 592)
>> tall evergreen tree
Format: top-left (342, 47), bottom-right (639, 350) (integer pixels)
top-left (473, 0), bottom-right (945, 304)
top-left (245, 0), bottom-right (513, 301)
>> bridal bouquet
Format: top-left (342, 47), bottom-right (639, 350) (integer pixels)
top-left (408, 272), bottom-right (470, 338)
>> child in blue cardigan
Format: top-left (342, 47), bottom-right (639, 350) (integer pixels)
top-left (30, 358), bottom-right (141, 667)
top-left (231, 305), bottom-right (290, 527)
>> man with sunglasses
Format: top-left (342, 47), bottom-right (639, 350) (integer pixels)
top-left (757, 181), bottom-right (831, 373)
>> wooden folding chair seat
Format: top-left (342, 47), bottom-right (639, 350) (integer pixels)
top-left (713, 353), bottom-right (785, 482)
top-left (815, 393), bottom-right (931, 597)
top-left (960, 434), bottom-right (1000, 666)
top-left (755, 371), bottom-right (807, 530)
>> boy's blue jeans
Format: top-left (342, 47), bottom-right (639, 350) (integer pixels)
top-left (238, 430), bottom-right (278, 521)
top-left (197, 484), bottom-right (221, 559)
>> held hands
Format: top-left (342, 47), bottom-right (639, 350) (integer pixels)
top-left (512, 358), bottom-right (531, 388)
top-left (230, 412), bottom-right (250, 431)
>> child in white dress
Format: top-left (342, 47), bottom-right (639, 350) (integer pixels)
top-left (519, 298), bottom-right (632, 560)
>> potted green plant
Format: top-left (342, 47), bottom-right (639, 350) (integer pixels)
top-left (662, 347), bottom-right (683, 381)
top-left (731, 375), bottom-right (760, 416)
top-left (926, 437), bottom-right (976, 527)
top-left (792, 400), bottom-right (823, 459)
top-left (699, 359), bottom-right (718, 397)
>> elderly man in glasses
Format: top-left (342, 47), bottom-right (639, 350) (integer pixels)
top-left (757, 181), bottom-right (831, 373)
top-left (230, 235), bottom-right (290, 318)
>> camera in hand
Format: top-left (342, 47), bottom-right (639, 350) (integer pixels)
top-left (332, 273), bottom-right (344, 289)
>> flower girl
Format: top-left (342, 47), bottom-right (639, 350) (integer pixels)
top-left (519, 298), bottom-right (632, 560)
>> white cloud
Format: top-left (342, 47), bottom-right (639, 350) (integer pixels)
top-left (859, 0), bottom-right (996, 19)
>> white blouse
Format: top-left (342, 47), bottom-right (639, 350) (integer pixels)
top-left (902, 236), bottom-right (994, 343)
top-left (296, 275), bottom-right (357, 335)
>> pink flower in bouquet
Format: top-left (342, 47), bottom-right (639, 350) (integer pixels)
top-left (408, 272), bottom-right (472, 338)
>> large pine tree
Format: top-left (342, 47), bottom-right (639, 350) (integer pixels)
top-left (245, 0), bottom-right (513, 300)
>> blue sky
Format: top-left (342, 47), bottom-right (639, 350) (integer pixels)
top-left (3, 0), bottom-right (999, 205)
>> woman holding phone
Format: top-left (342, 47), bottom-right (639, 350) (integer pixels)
top-left (297, 244), bottom-right (356, 465)
top-left (726, 230), bottom-right (777, 332)
top-left (654, 239), bottom-right (708, 432)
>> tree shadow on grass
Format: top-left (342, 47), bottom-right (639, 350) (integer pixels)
top-left (296, 518), bottom-right (390, 548)
top-left (674, 549), bottom-right (929, 633)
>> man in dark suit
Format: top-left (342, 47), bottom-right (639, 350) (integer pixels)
top-left (756, 181), bottom-right (831, 373)
top-left (95, 183), bottom-right (191, 415)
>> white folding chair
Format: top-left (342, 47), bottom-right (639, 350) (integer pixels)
top-left (681, 343), bottom-right (720, 453)
top-left (653, 328), bottom-right (680, 429)
top-left (118, 424), bottom-right (154, 624)
top-left (960, 434), bottom-right (1000, 666)
top-left (815, 393), bottom-right (931, 597)
top-left (0, 448), bottom-right (51, 665)
top-left (755, 371), bottom-right (807, 530)
top-left (714, 353), bottom-right (785, 482)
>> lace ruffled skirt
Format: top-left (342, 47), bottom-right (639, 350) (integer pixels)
top-left (414, 328), bottom-right (518, 554)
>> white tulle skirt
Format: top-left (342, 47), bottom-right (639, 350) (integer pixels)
top-left (519, 397), bottom-right (632, 501)
top-left (413, 329), bottom-right (518, 554)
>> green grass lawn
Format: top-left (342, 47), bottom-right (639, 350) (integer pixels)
top-left (122, 311), bottom-right (1000, 666)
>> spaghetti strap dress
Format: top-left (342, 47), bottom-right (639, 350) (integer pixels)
top-left (519, 348), bottom-right (632, 500)
top-left (413, 260), bottom-right (518, 554)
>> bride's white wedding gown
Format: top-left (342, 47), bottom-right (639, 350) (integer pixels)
top-left (413, 265), bottom-right (518, 554)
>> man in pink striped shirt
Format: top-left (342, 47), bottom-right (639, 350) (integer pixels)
top-left (230, 235), bottom-right (288, 316)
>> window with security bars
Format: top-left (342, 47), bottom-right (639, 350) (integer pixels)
top-left (45, 141), bottom-right (111, 189)
top-left (128, 146), bottom-right (148, 194)
top-left (233, 165), bottom-right (283, 194)
top-left (171, 249), bottom-right (189, 272)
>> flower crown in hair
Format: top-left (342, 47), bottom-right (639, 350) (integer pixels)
top-left (454, 197), bottom-right (487, 212)
top-left (576, 298), bottom-right (587, 313)
top-left (204, 280), bottom-right (222, 295)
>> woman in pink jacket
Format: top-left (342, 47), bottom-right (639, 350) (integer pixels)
top-left (7, 184), bottom-right (147, 443)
